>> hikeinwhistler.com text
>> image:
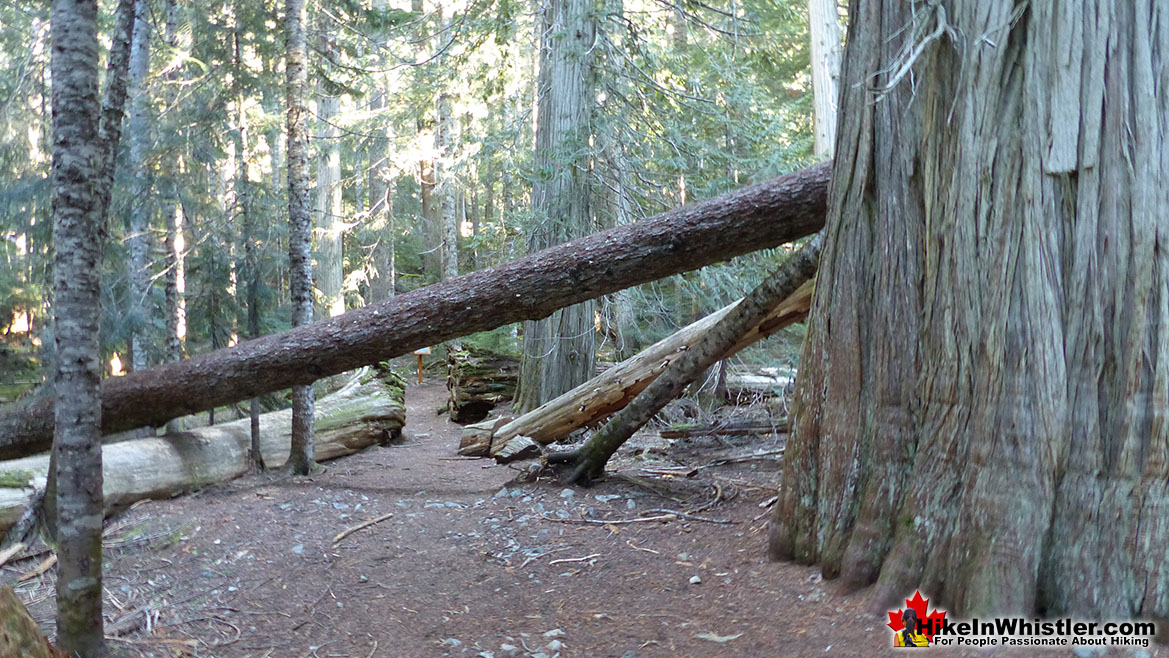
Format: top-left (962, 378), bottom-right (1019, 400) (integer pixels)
top-left (922, 617), bottom-right (1156, 648)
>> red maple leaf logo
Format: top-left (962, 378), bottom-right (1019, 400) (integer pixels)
top-left (887, 591), bottom-right (947, 641)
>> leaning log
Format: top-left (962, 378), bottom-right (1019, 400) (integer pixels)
top-left (0, 163), bottom-right (828, 460)
top-left (566, 234), bottom-right (823, 483)
top-left (468, 278), bottom-right (815, 457)
top-left (0, 368), bottom-right (404, 533)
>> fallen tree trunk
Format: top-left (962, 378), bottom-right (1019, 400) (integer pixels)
top-left (0, 163), bottom-right (828, 460)
top-left (566, 233), bottom-right (823, 483)
top-left (463, 277), bottom-right (815, 457)
top-left (447, 347), bottom-right (519, 424)
top-left (0, 368), bottom-right (404, 534)
top-left (659, 419), bottom-right (789, 439)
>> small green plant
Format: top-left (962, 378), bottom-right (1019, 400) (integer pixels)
top-left (0, 470), bottom-right (33, 488)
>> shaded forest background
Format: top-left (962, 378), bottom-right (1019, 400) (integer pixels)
top-left (0, 0), bottom-right (829, 408)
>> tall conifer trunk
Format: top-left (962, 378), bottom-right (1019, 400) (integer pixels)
top-left (517, 0), bottom-right (597, 412)
top-left (770, 0), bottom-right (1169, 619)
top-left (285, 0), bottom-right (315, 474)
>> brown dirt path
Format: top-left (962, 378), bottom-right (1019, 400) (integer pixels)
top-left (3, 380), bottom-right (1160, 658)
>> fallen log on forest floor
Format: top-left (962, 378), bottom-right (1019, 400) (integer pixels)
top-left (460, 278), bottom-right (814, 457)
top-left (0, 368), bottom-right (405, 535)
top-left (0, 162), bottom-right (829, 460)
top-left (447, 347), bottom-right (519, 424)
top-left (659, 419), bottom-right (789, 439)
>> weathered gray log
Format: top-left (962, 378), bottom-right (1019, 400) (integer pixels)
top-left (0, 162), bottom-right (829, 460)
top-left (469, 278), bottom-right (815, 457)
top-left (0, 368), bottom-right (404, 534)
top-left (447, 347), bottom-right (519, 424)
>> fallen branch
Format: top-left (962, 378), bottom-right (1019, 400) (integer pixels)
top-left (332, 512), bottom-right (395, 545)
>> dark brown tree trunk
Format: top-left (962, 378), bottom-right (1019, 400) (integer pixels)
top-left (285, 0), bottom-right (315, 475)
top-left (566, 235), bottom-right (821, 483)
top-left (0, 163), bottom-right (829, 458)
top-left (770, 0), bottom-right (1169, 620)
top-left (48, 0), bottom-right (135, 651)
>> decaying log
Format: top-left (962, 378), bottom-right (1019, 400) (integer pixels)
top-left (659, 419), bottom-right (789, 439)
top-left (566, 234), bottom-right (823, 483)
top-left (447, 347), bottom-right (519, 423)
top-left (459, 415), bottom-right (513, 456)
top-left (0, 368), bottom-right (404, 535)
top-left (0, 162), bottom-right (829, 460)
top-left (469, 278), bottom-right (815, 457)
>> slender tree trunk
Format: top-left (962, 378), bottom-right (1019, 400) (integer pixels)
top-left (770, 0), bottom-right (1169, 620)
top-left (285, 0), bottom-right (315, 475)
top-left (603, 132), bottom-right (637, 359)
top-left (567, 235), bottom-right (821, 483)
top-left (807, 0), bottom-right (841, 160)
top-left (367, 3), bottom-right (395, 302)
top-left (49, 0), bottom-right (135, 651)
top-left (126, 0), bottom-right (152, 373)
top-left (413, 0), bottom-right (440, 280)
top-left (517, 0), bottom-right (597, 412)
top-left (436, 86), bottom-right (458, 281)
top-left (315, 26), bottom-right (344, 318)
top-left (234, 19), bottom-right (263, 470)
top-left (161, 0), bottom-right (182, 410)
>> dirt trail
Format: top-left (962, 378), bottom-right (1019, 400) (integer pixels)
top-left (2, 381), bottom-right (1156, 658)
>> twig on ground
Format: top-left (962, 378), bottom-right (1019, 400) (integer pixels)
top-left (626, 540), bottom-right (660, 554)
top-left (0, 541), bottom-right (25, 568)
top-left (18, 553), bottom-right (55, 582)
top-left (645, 508), bottom-right (734, 524)
top-left (332, 512), bottom-right (394, 545)
top-left (548, 553), bottom-right (601, 565)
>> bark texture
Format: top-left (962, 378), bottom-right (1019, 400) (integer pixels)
top-left (285, 0), bottom-right (315, 474)
top-left (0, 163), bottom-right (829, 457)
top-left (567, 235), bottom-right (822, 483)
top-left (770, 0), bottom-right (1169, 620)
top-left (48, 0), bottom-right (107, 652)
top-left (517, 0), bottom-right (597, 411)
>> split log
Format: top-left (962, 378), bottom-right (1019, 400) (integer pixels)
top-left (659, 419), bottom-right (789, 439)
top-left (0, 368), bottom-right (404, 534)
top-left (566, 234), bottom-right (823, 483)
top-left (0, 162), bottom-right (828, 460)
top-left (471, 277), bottom-right (815, 457)
top-left (447, 347), bottom-right (519, 424)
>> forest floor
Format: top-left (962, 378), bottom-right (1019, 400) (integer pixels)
top-left (3, 380), bottom-right (1163, 658)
